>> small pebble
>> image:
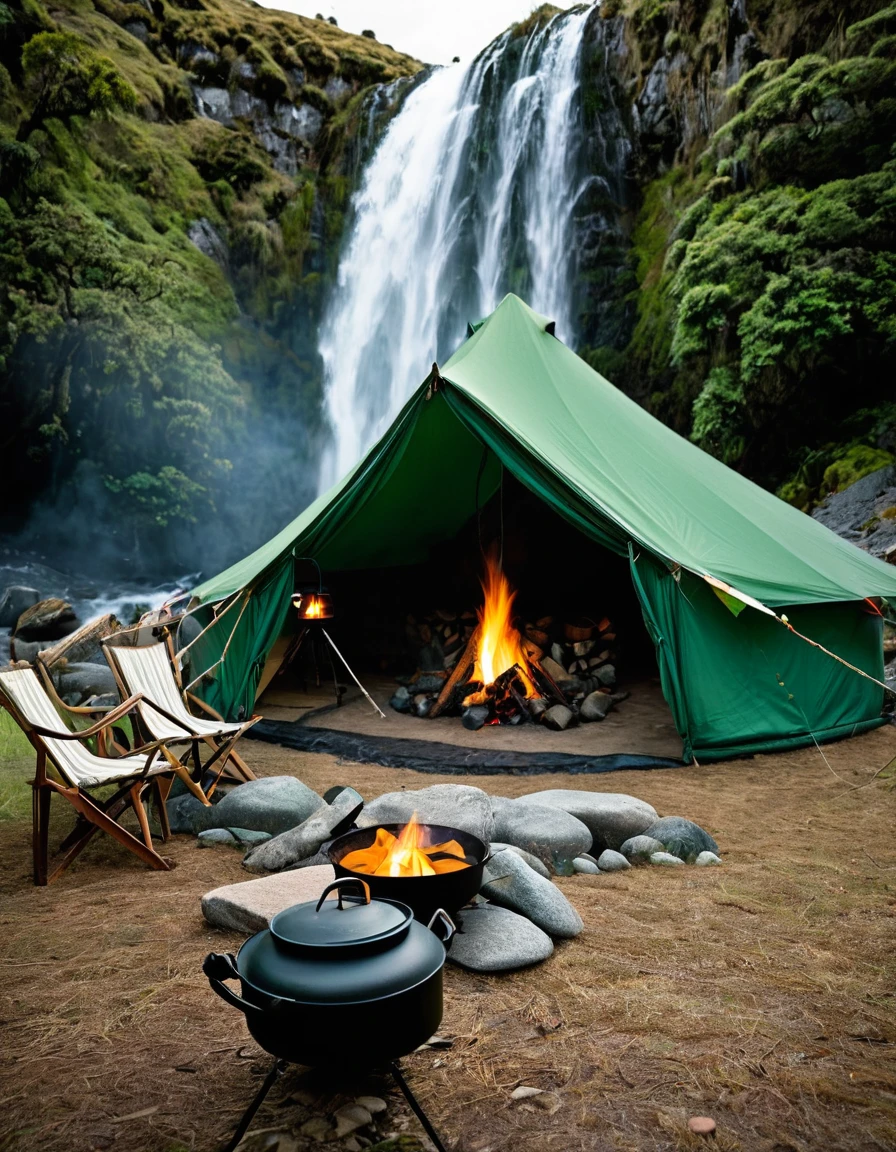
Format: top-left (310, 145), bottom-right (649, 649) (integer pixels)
top-left (532, 1091), bottom-right (561, 1114)
top-left (299, 1117), bottom-right (333, 1141)
top-left (688, 1115), bottom-right (716, 1135)
top-left (650, 851), bottom-right (685, 866)
top-left (597, 849), bottom-right (631, 872)
top-left (511, 1085), bottom-right (543, 1100)
top-left (355, 1095), bottom-right (387, 1115)
top-left (573, 856), bottom-right (600, 875)
top-left (696, 851), bottom-right (722, 866)
top-left (332, 1103), bottom-right (372, 1138)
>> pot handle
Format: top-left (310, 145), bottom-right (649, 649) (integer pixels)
top-left (427, 909), bottom-right (456, 948)
top-left (316, 877), bottom-right (371, 911)
top-left (203, 952), bottom-right (266, 1017)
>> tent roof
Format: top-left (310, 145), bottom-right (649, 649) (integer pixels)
top-left (193, 294), bottom-right (896, 608)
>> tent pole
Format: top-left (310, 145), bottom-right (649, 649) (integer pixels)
top-left (321, 627), bottom-right (386, 719)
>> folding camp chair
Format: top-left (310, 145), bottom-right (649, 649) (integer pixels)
top-left (0, 666), bottom-right (211, 885)
top-left (103, 638), bottom-right (258, 795)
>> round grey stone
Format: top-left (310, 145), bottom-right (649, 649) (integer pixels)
top-left (573, 856), bottom-right (600, 875)
top-left (448, 905), bottom-right (554, 972)
top-left (490, 842), bottom-right (551, 879)
top-left (643, 816), bottom-right (719, 863)
top-left (596, 849), bottom-right (630, 872)
top-left (619, 834), bottom-right (666, 862)
top-left (357, 784), bottom-right (495, 843)
top-left (491, 796), bottom-right (592, 875)
top-left (167, 775), bottom-right (325, 836)
top-left (520, 790), bottom-right (658, 853)
top-left (480, 849), bottom-right (583, 938)
top-left (0, 586), bottom-right (40, 629)
top-left (650, 852), bottom-right (685, 866)
top-left (696, 851), bottom-right (723, 866)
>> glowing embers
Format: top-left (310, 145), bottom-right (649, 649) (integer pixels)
top-left (339, 814), bottom-right (471, 878)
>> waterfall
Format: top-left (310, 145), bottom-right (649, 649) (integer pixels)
top-left (319, 6), bottom-right (595, 489)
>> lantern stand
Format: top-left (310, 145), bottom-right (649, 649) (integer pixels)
top-left (284, 557), bottom-right (386, 718)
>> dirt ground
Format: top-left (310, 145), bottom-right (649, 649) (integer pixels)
top-left (1, 727), bottom-right (896, 1152)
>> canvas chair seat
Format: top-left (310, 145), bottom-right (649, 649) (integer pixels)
top-left (0, 666), bottom-right (212, 884)
top-left (0, 668), bottom-right (171, 788)
top-left (108, 641), bottom-right (244, 742)
top-left (104, 638), bottom-right (257, 793)
top-left (109, 645), bottom-right (246, 741)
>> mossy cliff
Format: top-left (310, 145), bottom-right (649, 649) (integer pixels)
top-left (0, 0), bottom-right (419, 573)
top-left (577, 0), bottom-right (895, 509)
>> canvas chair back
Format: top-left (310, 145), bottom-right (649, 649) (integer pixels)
top-left (107, 642), bottom-right (194, 741)
top-left (0, 668), bottom-right (116, 787)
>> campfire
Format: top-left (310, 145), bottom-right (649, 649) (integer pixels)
top-left (389, 552), bottom-right (623, 731)
top-left (339, 814), bottom-right (471, 877)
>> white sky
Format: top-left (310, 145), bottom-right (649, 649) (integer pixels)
top-left (258, 1), bottom-right (572, 66)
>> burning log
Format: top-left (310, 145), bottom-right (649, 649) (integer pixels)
top-left (429, 625), bottom-right (480, 718)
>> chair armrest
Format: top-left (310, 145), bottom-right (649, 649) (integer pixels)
top-left (34, 656), bottom-right (119, 719)
top-left (29, 693), bottom-right (146, 740)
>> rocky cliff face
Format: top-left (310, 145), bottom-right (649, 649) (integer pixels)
top-left (0, 0), bottom-right (420, 576)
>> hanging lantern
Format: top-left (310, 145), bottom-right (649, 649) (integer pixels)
top-left (291, 591), bottom-right (335, 620)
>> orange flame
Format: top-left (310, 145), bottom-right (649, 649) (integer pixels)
top-left (339, 813), bottom-right (470, 878)
top-left (465, 552), bottom-right (536, 703)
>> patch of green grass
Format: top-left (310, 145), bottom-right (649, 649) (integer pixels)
top-left (0, 710), bottom-right (35, 821)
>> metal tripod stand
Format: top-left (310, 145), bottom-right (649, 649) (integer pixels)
top-left (223, 1058), bottom-right (448, 1152)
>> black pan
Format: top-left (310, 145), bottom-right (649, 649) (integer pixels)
top-left (327, 822), bottom-right (490, 923)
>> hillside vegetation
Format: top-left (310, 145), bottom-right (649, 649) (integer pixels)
top-left (0, 0), bottom-right (419, 574)
top-left (604, 0), bottom-right (896, 508)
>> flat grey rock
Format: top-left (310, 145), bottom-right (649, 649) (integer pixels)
top-left (491, 796), bottom-right (591, 876)
top-left (696, 851), bottom-right (722, 866)
top-left (643, 816), bottom-right (719, 863)
top-left (490, 842), bottom-right (551, 879)
top-left (481, 849), bottom-right (583, 938)
top-left (521, 790), bottom-right (658, 853)
top-left (650, 852), bottom-right (684, 866)
top-left (448, 905), bottom-right (553, 972)
top-left (619, 834), bottom-right (666, 862)
top-left (357, 784), bottom-right (495, 843)
top-left (168, 776), bottom-right (325, 836)
top-left (201, 864), bottom-right (336, 934)
top-left (573, 856), bottom-right (600, 875)
top-left (596, 849), bottom-right (630, 872)
top-left (198, 828), bottom-right (272, 849)
top-left (242, 787), bottom-right (363, 872)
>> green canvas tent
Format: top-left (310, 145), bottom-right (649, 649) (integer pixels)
top-left (188, 294), bottom-right (896, 762)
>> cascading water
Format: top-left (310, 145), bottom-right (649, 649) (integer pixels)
top-left (318, 6), bottom-right (597, 489)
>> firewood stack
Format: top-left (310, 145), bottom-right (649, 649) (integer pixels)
top-left (390, 612), bottom-right (628, 730)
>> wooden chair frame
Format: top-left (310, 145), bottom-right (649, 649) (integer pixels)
top-left (0, 671), bottom-right (210, 885)
top-left (102, 631), bottom-right (258, 796)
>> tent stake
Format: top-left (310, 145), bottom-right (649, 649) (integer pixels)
top-left (321, 627), bottom-right (386, 719)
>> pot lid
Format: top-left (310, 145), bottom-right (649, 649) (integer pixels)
top-left (270, 879), bottom-right (410, 951)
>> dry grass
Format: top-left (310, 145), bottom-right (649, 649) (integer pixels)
top-left (1, 728), bottom-right (895, 1151)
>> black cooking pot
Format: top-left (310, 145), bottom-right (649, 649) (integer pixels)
top-left (203, 878), bottom-right (455, 1068)
top-left (327, 822), bottom-right (491, 924)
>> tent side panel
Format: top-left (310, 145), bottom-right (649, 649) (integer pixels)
top-left (632, 556), bottom-right (885, 761)
top-left (191, 558), bottom-right (294, 720)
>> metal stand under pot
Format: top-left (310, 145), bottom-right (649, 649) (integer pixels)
top-left (224, 1056), bottom-right (448, 1152)
top-left (204, 879), bottom-right (454, 1152)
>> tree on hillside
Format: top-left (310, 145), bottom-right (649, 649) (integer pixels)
top-left (17, 31), bottom-right (136, 139)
